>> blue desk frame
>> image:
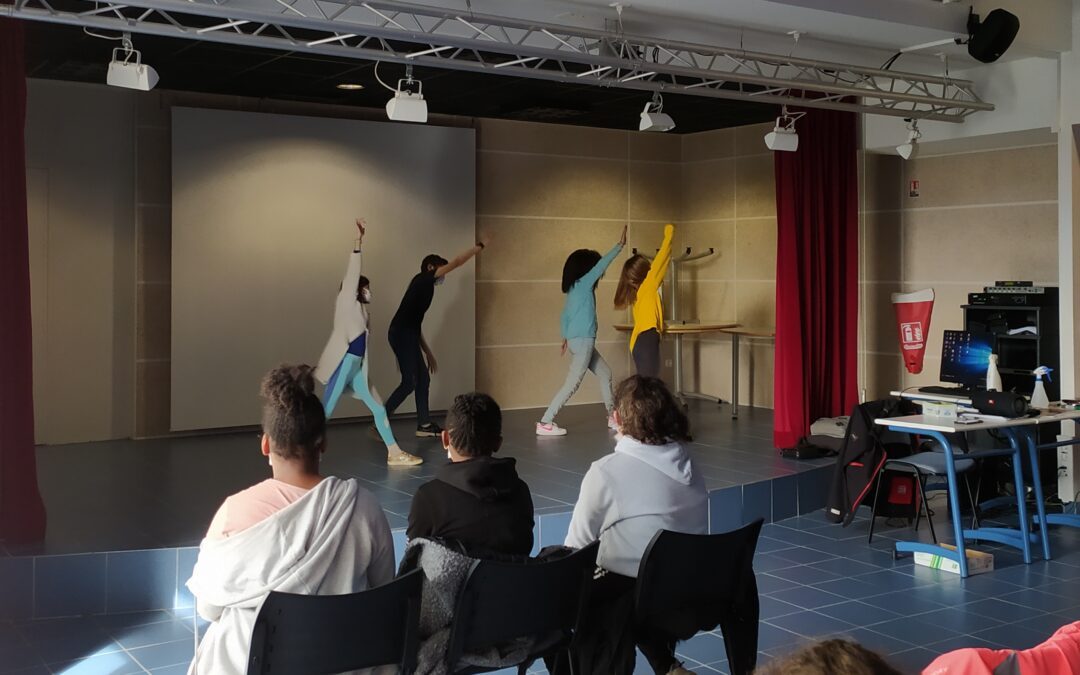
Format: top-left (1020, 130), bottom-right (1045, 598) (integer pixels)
top-left (882, 423), bottom-right (1049, 578)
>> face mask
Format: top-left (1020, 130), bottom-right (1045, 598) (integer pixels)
top-left (435, 277), bottom-right (445, 286)
top-left (361, 288), bottom-right (372, 302)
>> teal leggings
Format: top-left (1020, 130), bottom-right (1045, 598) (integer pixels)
top-left (324, 354), bottom-right (396, 448)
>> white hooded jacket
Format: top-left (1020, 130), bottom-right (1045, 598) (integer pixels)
top-left (186, 476), bottom-right (395, 675)
top-left (565, 435), bottom-right (708, 577)
top-left (315, 249), bottom-right (368, 383)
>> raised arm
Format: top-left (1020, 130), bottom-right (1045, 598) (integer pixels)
top-left (578, 225), bottom-right (627, 288)
top-left (434, 234), bottom-right (489, 279)
top-left (643, 223), bottom-right (675, 287)
top-left (339, 219), bottom-right (365, 297)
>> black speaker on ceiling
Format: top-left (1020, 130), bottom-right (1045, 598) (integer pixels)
top-left (967, 9), bottom-right (1020, 64)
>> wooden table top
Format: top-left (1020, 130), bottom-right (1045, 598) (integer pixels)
top-left (613, 321), bottom-right (739, 333)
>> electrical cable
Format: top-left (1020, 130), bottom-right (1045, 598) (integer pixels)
top-left (372, 61), bottom-right (398, 93)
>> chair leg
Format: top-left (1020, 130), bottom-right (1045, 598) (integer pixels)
top-left (963, 473), bottom-right (980, 529)
top-left (868, 470), bottom-right (885, 544)
top-left (917, 473), bottom-right (937, 544)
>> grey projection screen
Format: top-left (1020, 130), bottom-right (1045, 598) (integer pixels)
top-left (171, 107), bottom-right (476, 431)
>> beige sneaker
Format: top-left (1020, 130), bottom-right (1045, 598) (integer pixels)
top-left (387, 450), bottom-right (423, 467)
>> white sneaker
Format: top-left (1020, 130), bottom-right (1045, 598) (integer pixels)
top-left (536, 422), bottom-right (567, 436)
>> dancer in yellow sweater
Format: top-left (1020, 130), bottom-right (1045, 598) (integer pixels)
top-left (614, 224), bottom-right (674, 377)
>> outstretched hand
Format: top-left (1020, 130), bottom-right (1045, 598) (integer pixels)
top-left (560, 339), bottom-right (568, 357)
top-left (425, 351), bottom-right (439, 375)
top-left (355, 218), bottom-right (367, 238)
top-left (619, 224), bottom-right (627, 246)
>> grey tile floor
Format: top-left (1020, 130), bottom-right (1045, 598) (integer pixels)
top-left (7, 402), bottom-right (828, 556)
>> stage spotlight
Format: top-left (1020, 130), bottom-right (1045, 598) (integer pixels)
top-left (896, 119), bottom-right (921, 160)
top-left (106, 34), bottom-right (158, 91)
top-left (384, 64), bottom-right (428, 123)
top-left (639, 92), bottom-right (675, 132)
top-left (764, 106), bottom-right (804, 152)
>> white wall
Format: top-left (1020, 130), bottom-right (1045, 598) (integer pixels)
top-left (25, 80), bottom-right (136, 445)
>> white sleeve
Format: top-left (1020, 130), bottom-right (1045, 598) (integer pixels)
top-left (339, 250), bottom-right (362, 301)
top-left (565, 465), bottom-right (612, 549)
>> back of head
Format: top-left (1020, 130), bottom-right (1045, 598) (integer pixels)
top-left (613, 254), bottom-right (651, 309)
top-left (614, 375), bottom-right (690, 445)
top-left (421, 254), bottom-right (449, 273)
top-left (261, 364), bottom-right (326, 461)
top-left (756, 640), bottom-right (902, 675)
top-left (562, 249), bottom-right (602, 293)
top-left (447, 392), bottom-right (502, 457)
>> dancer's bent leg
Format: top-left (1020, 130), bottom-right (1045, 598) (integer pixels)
top-left (323, 355), bottom-right (360, 417)
top-left (588, 347), bottom-right (615, 414)
top-left (384, 328), bottom-right (420, 415)
top-left (632, 329), bottom-right (661, 378)
top-left (349, 358), bottom-right (397, 447)
top-left (412, 344), bottom-right (431, 426)
top-left (540, 338), bottom-right (593, 424)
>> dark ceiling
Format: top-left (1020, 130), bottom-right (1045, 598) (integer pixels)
top-left (24, 21), bottom-right (778, 134)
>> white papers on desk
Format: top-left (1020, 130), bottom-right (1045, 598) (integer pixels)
top-left (956, 413), bottom-right (1009, 425)
top-left (1007, 326), bottom-right (1038, 336)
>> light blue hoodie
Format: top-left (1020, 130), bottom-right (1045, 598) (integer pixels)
top-left (565, 435), bottom-right (708, 577)
top-left (560, 242), bottom-right (623, 340)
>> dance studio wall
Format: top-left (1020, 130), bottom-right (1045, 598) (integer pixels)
top-left (858, 135), bottom-right (1059, 399)
top-left (169, 108), bottom-right (475, 431)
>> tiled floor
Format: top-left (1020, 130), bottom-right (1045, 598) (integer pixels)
top-left (11, 402), bottom-right (829, 555)
top-left (9, 506), bottom-right (1080, 673)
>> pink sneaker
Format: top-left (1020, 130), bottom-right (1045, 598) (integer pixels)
top-left (536, 422), bottom-right (567, 437)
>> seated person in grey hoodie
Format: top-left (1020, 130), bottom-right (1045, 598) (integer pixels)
top-left (564, 375), bottom-right (708, 675)
top-left (407, 392), bottom-right (535, 557)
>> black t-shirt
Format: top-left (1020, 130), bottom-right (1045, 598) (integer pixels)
top-left (390, 269), bottom-right (437, 331)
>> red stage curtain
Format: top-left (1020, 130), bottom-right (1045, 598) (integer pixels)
top-left (772, 107), bottom-right (859, 449)
top-left (0, 17), bottom-right (47, 543)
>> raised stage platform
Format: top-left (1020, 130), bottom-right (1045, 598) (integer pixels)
top-left (0, 402), bottom-right (833, 621)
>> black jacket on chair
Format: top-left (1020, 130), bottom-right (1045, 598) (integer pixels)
top-left (407, 456), bottom-right (535, 557)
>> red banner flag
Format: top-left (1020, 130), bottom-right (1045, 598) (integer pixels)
top-left (892, 289), bottom-right (935, 375)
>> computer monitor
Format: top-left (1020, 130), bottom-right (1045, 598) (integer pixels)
top-left (940, 330), bottom-right (994, 387)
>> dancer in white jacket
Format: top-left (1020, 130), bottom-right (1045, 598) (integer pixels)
top-left (315, 218), bottom-right (422, 467)
top-left (186, 364), bottom-right (396, 675)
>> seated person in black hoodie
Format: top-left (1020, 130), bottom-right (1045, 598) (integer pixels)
top-left (407, 392), bottom-right (534, 556)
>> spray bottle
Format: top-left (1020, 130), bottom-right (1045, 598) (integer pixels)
top-left (987, 354), bottom-right (1003, 392)
top-left (1031, 366), bottom-right (1053, 409)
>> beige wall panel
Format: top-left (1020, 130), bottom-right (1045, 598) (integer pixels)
top-left (136, 126), bottom-right (171, 205)
top-left (902, 145), bottom-right (1056, 209)
top-left (863, 283), bottom-right (903, 355)
top-left (628, 161), bottom-right (683, 221)
top-left (628, 132), bottom-right (682, 163)
top-left (902, 355), bottom-right (944, 390)
top-left (682, 128), bottom-right (735, 163)
top-left (478, 151), bottom-right (629, 219)
top-left (735, 154), bottom-right (776, 218)
top-left (739, 339), bottom-right (776, 408)
top-left (136, 360), bottom-right (171, 437)
top-left (136, 283), bottom-right (171, 361)
top-left (477, 118), bottom-right (628, 159)
top-left (682, 158), bottom-right (736, 221)
top-left (677, 221), bottom-right (736, 281)
top-left (476, 281), bottom-right (564, 346)
top-left (676, 280), bottom-right (736, 323)
top-left (862, 352), bottom-right (905, 401)
top-left (862, 211), bottom-right (902, 282)
top-left (863, 152), bottom-right (903, 213)
top-left (137, 205), bottom-right (172, 283)
top-left (735, 218), bottom-right (778, 281)
top-left (736, 281), bottom-right (776, 329)
top-left (682, 338), bottom-right (732, 402)
top-left (476, 218), bottom-right (624, 282)
top-left (902, 204), bottom-right (1058, 283)
top-left (477, 341), bottom-right (630, 410)
top-left (734, 123), bottom-right (774, 157)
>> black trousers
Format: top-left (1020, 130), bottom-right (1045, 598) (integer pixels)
top-left (547, 570), bottom-right (677, 675)
top-left (632, 328), bottom-right (661, 378)
top-left (384, 326), bottom-right (431, 425)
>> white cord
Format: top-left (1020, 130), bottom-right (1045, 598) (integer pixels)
top-left (372, 61), bottom-right (398, 93)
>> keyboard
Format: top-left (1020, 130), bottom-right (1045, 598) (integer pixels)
top-left (917, 385), bottom-right (976, 397)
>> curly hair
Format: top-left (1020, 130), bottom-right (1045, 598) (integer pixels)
top-left (754, 640), bottom-right (902, 675)
top-left (260, 364), bottom-right (326, 461)
top-left (446, 392), bottom-right (502, 457)
top-left (614, 375), bottom-right (690, 445)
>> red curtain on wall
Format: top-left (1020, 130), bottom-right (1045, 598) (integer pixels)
top-left (0, 17), bottom-right (47, 543)
top-left (772, 107), bottom-right (859, 449)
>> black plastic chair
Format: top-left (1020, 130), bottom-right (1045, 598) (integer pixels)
top-left (246, 568), bottom-right (423, 675)
top-left (635, 519), bottom-right (764, 675)
top-left (445, 541), bottom-right (600, 675)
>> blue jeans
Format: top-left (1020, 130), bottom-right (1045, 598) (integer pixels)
top-left (324, 354), bottom-right (396, 447)
top-left (541, 337), bottom-right (614, 424)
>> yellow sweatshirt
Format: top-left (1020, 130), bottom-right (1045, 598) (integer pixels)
top-left (629, 224), bottom-right (674, 352)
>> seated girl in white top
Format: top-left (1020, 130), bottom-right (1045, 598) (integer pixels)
top-left (564, 375), bottom-right (708, 675)
top-left (186, 364), bottom-right (395, 675)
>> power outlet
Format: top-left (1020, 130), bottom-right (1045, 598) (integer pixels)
top-left (664, 359), bottom-right (673, 368)
top-left (1058, 439), bottom-right (1080, 505)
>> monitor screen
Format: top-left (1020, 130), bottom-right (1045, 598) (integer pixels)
top-left (940, 330), bottom-right (994, 386)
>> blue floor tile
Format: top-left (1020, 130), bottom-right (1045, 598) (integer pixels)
top-left (769, 547), bottom-right (837, 566)
top-left (673, 632), bottom-right (728, 664)
top-left (755, 624), bottom-right (806, 652)
top-left (962, 598), bottom-right (1049, 623)
top-left (767, 585), bottom-right (846, 610)
top-left (127, 639), bottom-right (194, 670)
top-left (888, 647), bottom-right (938, 672)
top-left (49, 650), bottom-right (145, 675)
top-left (838, 628), bottom-right (917, 656)
top-left (766, 610), bottom-right (854, 638)
top-left (109, 620), bottom-right (193, 650)
top-left (811, 577), bottom-right (890, 600)
top-left (0, 645), bottom-right (45, 674)
top-left (814, 601), bottom-right (900, 627)
top-left (765, 565), bottom-right (842, 586)
top-left (868, 616), bottom-right (963, 645)
top-left (916, 606), bottom-right (1004, 634)
top-left (970, 623), bottom-right (1055, 651)
top-left (859, 590), bottom-right (946, 615)
top-left (758, 596), bottom-right (803, 621)
top-left (998, 588), bottom-right (1080, 614)
top-left (754, 574), bottom-right (801, 595)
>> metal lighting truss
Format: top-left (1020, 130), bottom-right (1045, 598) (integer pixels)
top-left (6, 0), bottom-right (993, 122)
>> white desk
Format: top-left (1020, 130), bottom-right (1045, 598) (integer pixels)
top-left (873, 412), bottom-right (1080, 577)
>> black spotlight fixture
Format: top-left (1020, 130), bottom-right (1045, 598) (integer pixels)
top-left (966, 8), bottom-right (1020, 64)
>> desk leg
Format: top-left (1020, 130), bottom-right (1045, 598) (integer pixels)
top-left (936, 432), bottom-right (969, 577)
top-left (731, 333), bottom-right (740, 420)
top-left (1023, 430), bottom-right (1052, 561)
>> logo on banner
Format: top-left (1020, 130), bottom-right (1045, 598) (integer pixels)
top-left (900, 322), bottom-right (924, 348)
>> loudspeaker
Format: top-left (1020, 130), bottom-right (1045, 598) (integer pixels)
top-left (967, 9), bottom-right (1020, 64)
top-left (971, 390), bottom-right (1029, 418)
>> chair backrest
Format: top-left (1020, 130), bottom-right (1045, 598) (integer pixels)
top-left (246, 568), bottom-right (423, 675)
top-left (445, 541), bottom-right (600, 670)
top-left (635, 520), bottom-right (764, 675)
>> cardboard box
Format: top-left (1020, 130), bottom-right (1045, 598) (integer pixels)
top-left (914, 544), bottom-right (994, 576)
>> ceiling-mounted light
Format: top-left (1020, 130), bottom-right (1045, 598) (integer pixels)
top-left (896, 119), bottom-right (922, 160)
top-left (336, 83), bottom-right (365, 90)
top-left (639, 92), bottom-right (675, 132)
top-left (106, 33), bottom-right (158, 91)
top-left (382, 64), bottom-right (428, 123)
top-left (764, 106), bottom-right (804, 152)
